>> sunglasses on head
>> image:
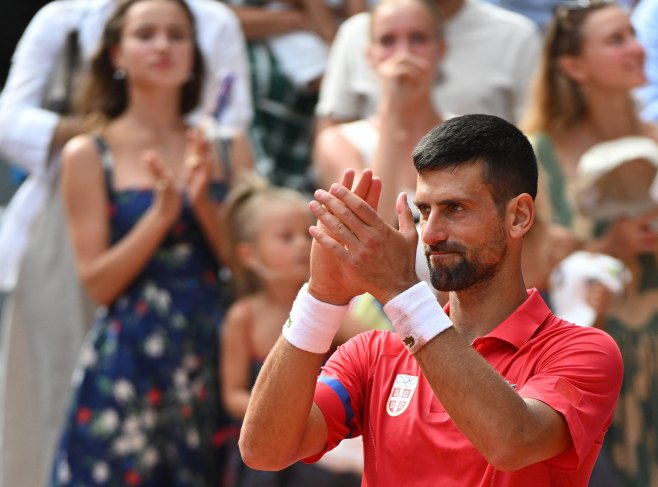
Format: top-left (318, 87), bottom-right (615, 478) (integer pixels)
top-left (554, 0), bottom-right (617, 25)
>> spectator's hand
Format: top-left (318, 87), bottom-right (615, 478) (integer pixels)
top-left (308, 169), bottom-right (381, 305)
top-left (143, 150), bottom-right (182, 225)
top-left (183, 127), bottom-right (216, 212)
top-left (377, 51), bottom-right (433, 111)
top-left (309, 170), bottom-right (419, 305)
top-left (585, 279), bottom-right (615, 329)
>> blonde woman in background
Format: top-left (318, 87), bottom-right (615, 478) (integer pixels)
top-left (313, 0), bottom-right (447, 337)
top-left (313, 0), bottom-right (445, 225)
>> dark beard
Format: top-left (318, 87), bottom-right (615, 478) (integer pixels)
top-left (425, 228), bottom-right (507, 292)
top-left (427, 256), bottom-right (497, 292)
top-left (428, 254), bottom-right (484, 291)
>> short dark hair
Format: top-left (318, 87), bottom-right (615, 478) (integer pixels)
top-left (412, 114), bottom-right (538, 210)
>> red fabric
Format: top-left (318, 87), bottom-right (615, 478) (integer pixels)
top-left (307, 289), bottom-right (623, 487)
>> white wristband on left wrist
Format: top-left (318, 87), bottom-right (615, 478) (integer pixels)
top-left (281, 283), bottom-right (348, 354)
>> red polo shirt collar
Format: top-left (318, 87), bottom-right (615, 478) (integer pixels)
top-left (444, 288), bottom-right (552, 350)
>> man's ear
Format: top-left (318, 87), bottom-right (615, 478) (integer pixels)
top-left (507, 193), bottom-right (535, 239)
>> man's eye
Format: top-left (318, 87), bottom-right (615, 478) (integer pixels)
top-left (415, 204), bottom-right (428, 214)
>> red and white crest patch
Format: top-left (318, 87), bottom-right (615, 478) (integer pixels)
top-left (386, 374), bottom-right (418, 417)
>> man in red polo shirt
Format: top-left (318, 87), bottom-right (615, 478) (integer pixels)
top-left (239, 114), bottom-right (623, 486)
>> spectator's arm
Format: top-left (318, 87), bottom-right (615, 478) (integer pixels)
top-left (229, 6), bottom-right (310, 40)
top-left (61, 136), bottom-right (179, 305)
top-left (312, 125), bottom-right (365, 190)
top-left (297, 0), bottom-right (338, 42)
top-left (0, 3), bottom-right (75, 175)
top-left (315, 13), bottom-right (371, 126)
top-left (200, 3), bottom-right (253, 129)
top-left (221, 301), bottom-right (256, 420)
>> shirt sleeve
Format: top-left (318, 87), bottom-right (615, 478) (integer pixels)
top-left (0, 3), bottom-right (69, 176)
top-left (517, 326), bottom-right (623, 470)
top-left (303, 331), bottom-right (375, 463)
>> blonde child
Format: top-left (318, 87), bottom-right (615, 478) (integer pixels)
top-left (220, 175), bottom-right (362, 486)
top-left (221, 175), bottom-right (312, 419)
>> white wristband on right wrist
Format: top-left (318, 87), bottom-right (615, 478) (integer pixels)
top-left (383, 281), bottom-right (453, 354)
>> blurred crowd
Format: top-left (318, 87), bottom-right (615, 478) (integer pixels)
top-left (0, 0), bottom-right (657, 486)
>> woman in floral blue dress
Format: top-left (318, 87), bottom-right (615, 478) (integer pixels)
top-left (49, 0), bottom-right (248, 485)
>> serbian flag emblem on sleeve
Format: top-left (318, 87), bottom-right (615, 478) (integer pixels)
top-left (386, 374), bottom-right (419, 417)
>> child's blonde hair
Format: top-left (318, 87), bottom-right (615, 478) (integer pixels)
top-left (222, 174), bottom-right (310, 297)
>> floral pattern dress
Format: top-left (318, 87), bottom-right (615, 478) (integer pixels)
top-left (50, 137), bottom-right (233, 487)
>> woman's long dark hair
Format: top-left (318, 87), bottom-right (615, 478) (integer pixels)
top-left (78, 0), bottom-right (205, 127)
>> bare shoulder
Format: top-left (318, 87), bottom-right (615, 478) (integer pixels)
top-left (314, 124), bottom-right (364, 163)
top-left (316, 124), bottom-right (347, 151)
top-left (61, 134), bottom-right (102, 171)
top-left (224, 297), bottom-right (254, 333)
top-left (315, 125), bottom-right (343, 146)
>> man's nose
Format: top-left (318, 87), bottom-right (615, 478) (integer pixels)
top-left (420, 216), bottom-right (448, 245)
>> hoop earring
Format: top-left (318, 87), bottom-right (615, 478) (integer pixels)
top-left (113, 68), bottom-right (126, 80)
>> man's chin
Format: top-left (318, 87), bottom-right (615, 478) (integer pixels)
top-left (429, 270), bottom-right (471, 293)
top-left (429, 276), bottom-right (451, 292)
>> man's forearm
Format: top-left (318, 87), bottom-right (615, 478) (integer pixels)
top-left (414, 328), bottom-right (570, 471)
top-left (381, 283), bottom-right (571, 470)
top-left (239, 336), bottom-right (327, 470)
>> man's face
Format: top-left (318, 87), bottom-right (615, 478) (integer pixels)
top-left (414, 164), bottom-right (508, 292)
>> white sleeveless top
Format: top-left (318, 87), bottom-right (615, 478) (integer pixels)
top-left (337, 119), bottom-right (379, 165)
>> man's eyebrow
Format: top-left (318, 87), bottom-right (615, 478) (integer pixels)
top-left (413, 198), bottom-right (429, 209)
top-left (414, 197), bottom-right (467, 207)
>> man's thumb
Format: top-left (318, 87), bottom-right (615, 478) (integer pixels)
top-left (396, 192), bottom-right (417, 239)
